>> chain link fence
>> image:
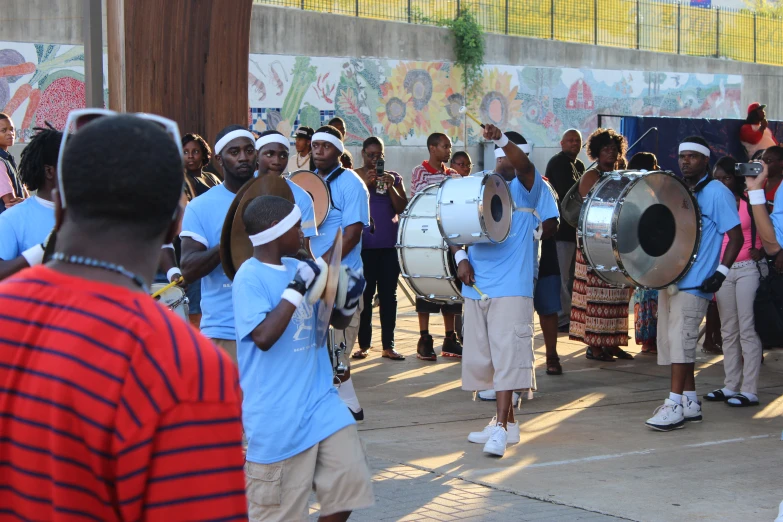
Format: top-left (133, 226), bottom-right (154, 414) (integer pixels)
top-left (255, 0), bottom-right (782, 66)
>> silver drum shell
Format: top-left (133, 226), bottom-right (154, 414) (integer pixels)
top-left (577, 170), bottom-right (701, 289)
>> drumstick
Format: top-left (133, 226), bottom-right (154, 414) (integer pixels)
top-left (151, 276), bottom-right (184, 299)
top-left (666, 285), bottom-right (701, 296)
top-left (472, 284), bottom-right (489, 302)
top-left (459, 106), bottom-right (485, 129)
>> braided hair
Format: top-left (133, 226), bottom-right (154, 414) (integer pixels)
top-left (18, 124), bottom-right (63, 192)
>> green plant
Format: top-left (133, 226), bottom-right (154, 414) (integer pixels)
top-left (420, 8), bottom-right (486, 104)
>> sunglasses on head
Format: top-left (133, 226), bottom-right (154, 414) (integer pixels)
top-left (57, 109), bottom-right (183, 208)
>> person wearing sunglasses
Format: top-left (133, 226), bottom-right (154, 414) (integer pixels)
top-left (0, 126), bottom-right (61, 280)
top-left (450, 150), bottom-right (473, 177)
top-left (0, 113), bottom-right (246, 519)
top-left (180, 124), bottom-right (258, 363)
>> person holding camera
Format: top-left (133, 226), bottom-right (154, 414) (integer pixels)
top-left (703, 156), bottom-right (767, 408)
top-left (353, 137), bottom-right (408, 360)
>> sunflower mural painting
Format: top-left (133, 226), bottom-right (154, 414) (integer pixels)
top-left (248, 53), bottom-right (741, 150)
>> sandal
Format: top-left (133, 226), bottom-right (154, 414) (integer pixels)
top-left (704, 389), bottom-right (732, 402)
top-left (640, 344), bottom-right (657, 355)
top-left (382, 349), bottom-right (406, 361)
top-left (351, 348), bottom-right (370, 359)
top-left (727, 393), bottom-right (760, 407)
top-left (585, 347), bottom-right (614, 362)
top-left (546, 356), bottom-right (562, 375)
top-left (611, 347), bottom-right (635, 360)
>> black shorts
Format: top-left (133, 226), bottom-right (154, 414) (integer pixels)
top-left (415, 297), bottom-right (463, 314)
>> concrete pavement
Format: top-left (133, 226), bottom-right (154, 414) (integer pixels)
top-left (312, 300), bottom-right (783, 521)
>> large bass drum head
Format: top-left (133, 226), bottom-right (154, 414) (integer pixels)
top-left (481, 173), bottom-right (513, 242)
top-left (615, 172), bottom-right (699, 288)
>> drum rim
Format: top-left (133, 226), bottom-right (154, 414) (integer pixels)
top-left (397, 185), bottom-right (462, 302)
top-left (577, 170), bottom-right (703, 289)
top-left (288, 169), bottom-right (331, 227)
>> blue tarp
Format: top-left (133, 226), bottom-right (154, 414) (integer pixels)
top-left (620, 116), bottom-right (783, 174)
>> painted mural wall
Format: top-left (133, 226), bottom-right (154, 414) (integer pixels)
top-left (0, 40), bottom-right (741, 150)
top-left (248, 54), bottom-right (743, 147)
top-left (0, 43), bottom-right (108, 143)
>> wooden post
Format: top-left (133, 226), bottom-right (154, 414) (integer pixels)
top-left (106, 0), bottom-right (252, 147)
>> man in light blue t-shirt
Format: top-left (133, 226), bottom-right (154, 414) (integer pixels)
top-left (451, 126), bottom-right (543, 458)
top-left (180, 125), bottom-right (260, 362)
top-left (233, 195), bottom-right (373, 520)
top-left (310, 125), bottom-right (370, 422)
top-left (646, 136), bottom-right (742, 432)
top-left (254, 130), bottom-right (318, 249)
top-left (0, 127), bottom-right (61, 280)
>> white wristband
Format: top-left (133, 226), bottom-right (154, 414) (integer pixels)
top-left (717, 264), bottom-right (730, 276)
top-left (21, 244), bottom-right (45, 267)
top-left (493, 134), bottom-right (509, 148)
top-left (281, 288), bottom-right (304, 308)
top-left (454, 250), bottom-right (469, 265)
top-left (748, 189), bottom-right (766, 205)
top-left (166, 267), bottom-right (182, 282)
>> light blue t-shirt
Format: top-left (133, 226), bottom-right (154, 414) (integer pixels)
top-left (310, 166), bottom-right (370, 273)
top-left (233, 257), bottom-right (354, 464)
top-left (678, 177), bottom-right (740, 300)
top-left (462, 174), bottom-right (544, 300)
top-left (0, 196), bottom-right (55, 260)
top-left (771, 186), bottom-right (783, 246)
top-left (533, 176), bottom-right (560, 279)
top-left (253, 172), bottom-right (318, 238)
top-left (180, 184), bottom-right (236, 340)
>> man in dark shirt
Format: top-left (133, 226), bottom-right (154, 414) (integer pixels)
top-left (544, 129), bottom-right (584, 331)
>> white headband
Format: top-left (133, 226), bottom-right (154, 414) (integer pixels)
top-left (248, 205), bottom-right (302, 246)
top-left (215, 130), bottom-right (256, 155)
top-left (311, 132), bottom-right (345, 154)
top-left (679, 142), bottom-right (710, 158)
top-left (495, 143), bottom-right (530, 158)
top-left (256, 134), bottom-right (290, 151)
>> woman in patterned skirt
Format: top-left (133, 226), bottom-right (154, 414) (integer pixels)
top-left (569, 128), bottom-right (633, 361)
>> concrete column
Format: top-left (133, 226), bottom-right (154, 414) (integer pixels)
top-left (83, 0), bottom-right (104, 108)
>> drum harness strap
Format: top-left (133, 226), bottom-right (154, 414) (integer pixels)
top-left (321, 165), bottom-right (345, 211)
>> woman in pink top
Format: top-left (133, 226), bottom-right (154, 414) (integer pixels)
top-left (706, 156), bottom-right (766, 407)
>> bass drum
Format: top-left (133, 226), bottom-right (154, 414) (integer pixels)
top-left (397, 184), bottom-right (462, 303)
top-left (437, 172), bottom-right (513, 245)
top-left (577, 170), bottom-right (701, 289)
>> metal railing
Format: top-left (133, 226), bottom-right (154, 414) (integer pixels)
top-left (254, 0), bottom-right (783, 66)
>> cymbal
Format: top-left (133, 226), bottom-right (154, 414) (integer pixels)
top-left (220, 175), bottom-right (294, 280)
top-left (315, 228), bottom-right (342, 348)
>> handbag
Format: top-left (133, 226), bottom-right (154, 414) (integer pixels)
top-left (750, 200), bottom-right (783, 346)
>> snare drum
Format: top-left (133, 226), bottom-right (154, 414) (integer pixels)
top-left (577, 170), bottom-right (701, 289)
top-left (397, 185), bottom-right (462, 303)
top-left (151, 283), bottom-right (189, 320)
top-left (437, 172), bottom-right (513, 245)
top-left (288, 170), bottom-right (330, 227)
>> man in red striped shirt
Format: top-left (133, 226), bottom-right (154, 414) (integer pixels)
top-left (0, 114), bottom-right (247, 521)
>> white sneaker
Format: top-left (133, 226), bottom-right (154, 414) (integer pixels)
top-left (477, 390), bottom-right (520, 403)
top-left (483, 424), bottom-right (507, 457)
top-left (683, 398), bottom-right (703, 423)
top-left (467, 417), bottom-right (520, 444)
top-left (645, 399), bottom-right (685, 432)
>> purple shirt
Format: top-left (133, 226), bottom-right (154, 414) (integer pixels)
top-left (362, 171), bottom-right (403, 250)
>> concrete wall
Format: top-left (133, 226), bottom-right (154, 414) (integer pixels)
top-left (4, 2), bottom-right (782, 183)
top-left (251, 4), bottom-right (783, 182)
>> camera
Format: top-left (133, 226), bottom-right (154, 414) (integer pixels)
top-left (736, 162), bottom-right (763, 177)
